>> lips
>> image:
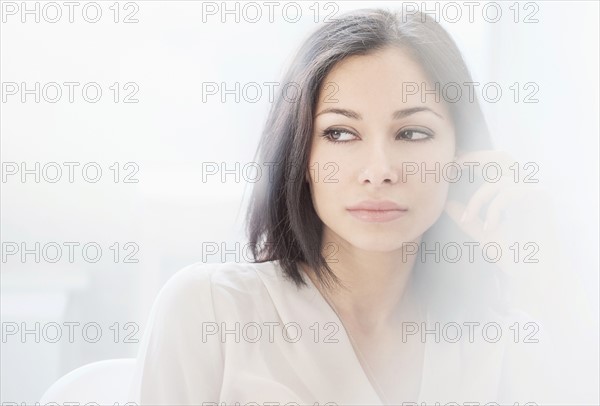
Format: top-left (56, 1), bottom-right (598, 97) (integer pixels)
top-left (346, 200), bottom-right (408, 211)
top-left (346, 200), bottom-right (408, 223)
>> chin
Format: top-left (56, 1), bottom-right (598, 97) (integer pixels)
top-left (344, 231), bottom-right (414, 253)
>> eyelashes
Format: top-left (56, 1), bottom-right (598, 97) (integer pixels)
top-left (319, 127), bottom-right (435, 144)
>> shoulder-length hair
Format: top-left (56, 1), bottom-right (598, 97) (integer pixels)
top-left (245, 7), bottom-right (509, 317)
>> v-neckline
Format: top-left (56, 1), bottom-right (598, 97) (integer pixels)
top-left (298, 264), bottom-right (429, 405)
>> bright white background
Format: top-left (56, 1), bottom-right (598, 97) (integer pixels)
top-left (1, 0), bottom-right (598, 402)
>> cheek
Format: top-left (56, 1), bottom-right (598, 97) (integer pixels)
top-left (400, 175), bottom-right (449, 238)
top-left (406, 147), bottom-right (455, 217)
top-left (412, 178), bottom-right (451, 209)
top-left (307, 149), bottom-right (353, 222)
top-left (308, 161), bottom-right (344, 217)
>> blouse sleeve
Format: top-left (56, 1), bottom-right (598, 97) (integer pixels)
top-left (128, 264), bottom-right (224, 405)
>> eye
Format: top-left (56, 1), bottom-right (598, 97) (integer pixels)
top-left (320, 128), bottom-right (358, 143)
top-left (397, 128), bottom-right (434, 141)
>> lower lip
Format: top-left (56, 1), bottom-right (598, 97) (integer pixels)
top-left (347, 209), bottom-right (407, 223)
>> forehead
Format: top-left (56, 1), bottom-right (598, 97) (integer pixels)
top-left (316, 47), bottom-right (447, 115)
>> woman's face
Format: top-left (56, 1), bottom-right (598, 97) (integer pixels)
top-left (307, 46), bottom-right (456, 253)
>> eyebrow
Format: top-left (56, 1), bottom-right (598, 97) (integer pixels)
top-left (315, 106), bottom-right (444, 120)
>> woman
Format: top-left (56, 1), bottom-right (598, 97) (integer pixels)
top-left (129, 7), bottom-right (593, 406)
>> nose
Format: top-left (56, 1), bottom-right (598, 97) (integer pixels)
top-left (357, 141), bottom-right (400, 185)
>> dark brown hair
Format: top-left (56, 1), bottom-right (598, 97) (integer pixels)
top-left (245, 7), bottom-right (503, 315)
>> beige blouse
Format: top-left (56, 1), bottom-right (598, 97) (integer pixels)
top-left (128, 259), bottom-right (557, 405)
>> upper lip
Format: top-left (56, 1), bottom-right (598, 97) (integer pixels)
top-left (347, 200), bottom-right (408, 211)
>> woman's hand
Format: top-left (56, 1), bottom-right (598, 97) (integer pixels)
top-left (443, 149), bottom-right (595, 339)
top-left (443, 149), bottom-right (545, 247)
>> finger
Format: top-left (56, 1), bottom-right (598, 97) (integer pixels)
top-left (445, 199), bottom-right (485, 241)
top-left (462, 181), bottom-right (503, 224)
top-left (485, 183), bottom-right (544, 230)
top-left (484, 187), bottom-right (519, 231)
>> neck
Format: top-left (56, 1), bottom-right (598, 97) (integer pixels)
top-left (301, 231), bottom-right (422, 336)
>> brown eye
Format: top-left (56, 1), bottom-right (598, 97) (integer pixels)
top-left (397, 129), bottom-right (433, 141)
top-left (320, 128), bottom-right (357, 143)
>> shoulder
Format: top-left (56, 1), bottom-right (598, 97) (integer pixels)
top-left (153, 260), bottom-right (283, 319)
top-left (162, 260), bottom-right (278, 295)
